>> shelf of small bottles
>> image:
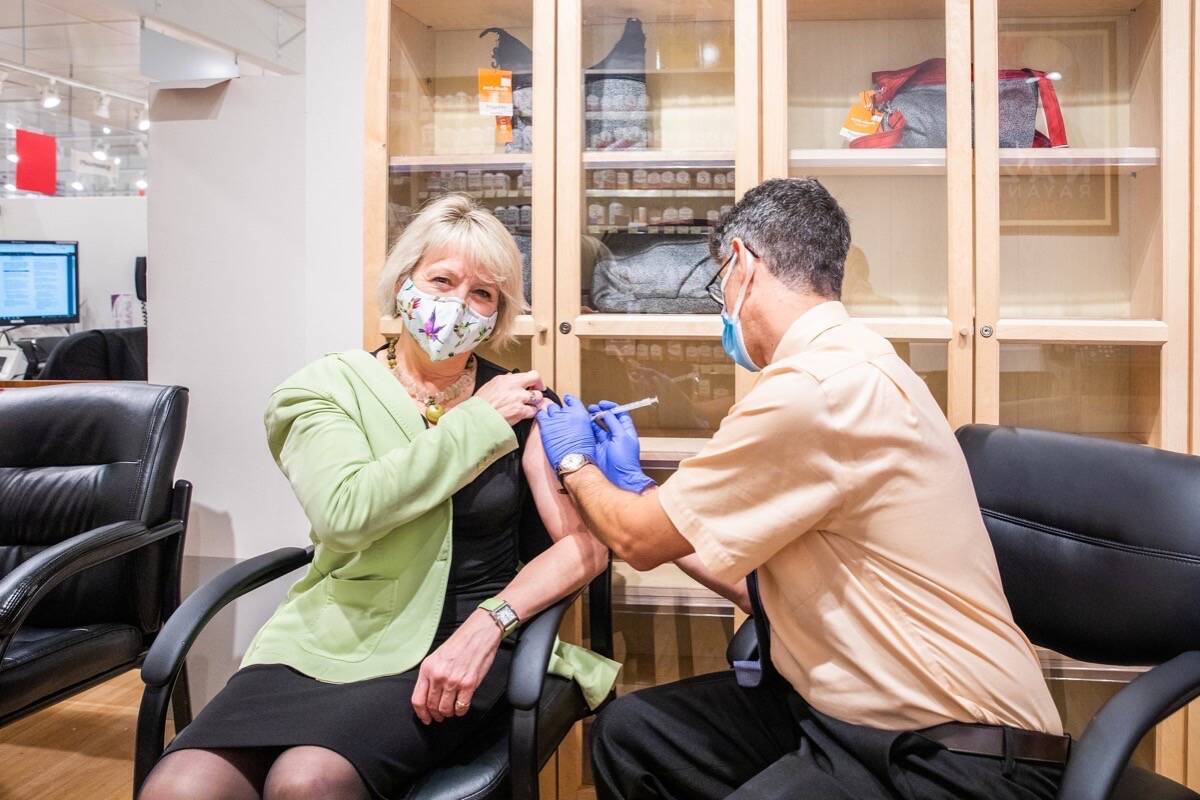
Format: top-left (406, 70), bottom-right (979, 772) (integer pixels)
top-left (587, 224), bottom-right (715, 235)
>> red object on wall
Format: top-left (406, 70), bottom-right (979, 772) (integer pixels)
top-left (15, 129), bottom-right (57, 195)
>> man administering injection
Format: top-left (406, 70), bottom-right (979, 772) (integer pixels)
top-left (536, 178), bottom-right (1066, 800)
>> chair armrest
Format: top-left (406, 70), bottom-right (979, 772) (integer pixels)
top-left (588, 553), bottom-right (614, 659)
top-left (1058, 651), bottom-right (1200, 800)
top-left (141, 545), bottom-right (314, 687)
top-left (0, 519), bottom-right (182, 642)
top-left (726, 618), bottom-right (758, 666)
top-left (507, 590), bottom-right (581, 711)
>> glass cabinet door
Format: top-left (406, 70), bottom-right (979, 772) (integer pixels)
top-left (762, 0), bottom-right (974, 427)
top-left (386, 0), bottom-right (554, 375)
top-left (556, 0), bottom-right (755, 456)
top-left (973, 0), bottom-right (1188, 450)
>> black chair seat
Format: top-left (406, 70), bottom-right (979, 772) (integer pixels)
top-left (405, 675), bottom-right (588, 800)
top-left (1113, 766), bottom-right (1200, 800)
top-left (0, 623), bottom-right (143, 718)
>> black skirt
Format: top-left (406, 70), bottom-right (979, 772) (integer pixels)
top-left (164, 641), bottom-right (514, 799)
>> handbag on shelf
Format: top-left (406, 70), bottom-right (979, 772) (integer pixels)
top-left (850, 57), bottom-right (1067, 149)
top-left (481, 26), bottom-right (534, 153)
top-left (590, 233), bottom-right (721, 314)
top-left (585, 18), bottom-right (650, 151)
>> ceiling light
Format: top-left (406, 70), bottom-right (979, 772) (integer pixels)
top-left (136, 107), bottom-right (150, 131)
top-left (92, 143), bottom-right (108, 161)
top-left (102, 125), bottom-right (111, 135)
top-left (135, 177), bottom-right (147, 190)
top-left (5, 153), bottom-right (17, 164)
top-left (112, 156), bottom-right (121, 166)
top-left (95, 93), bottom-right (111, 120)
top-left (41, 81), bottom-right (61, 109)
top-left (71, 180), bottom-right (84, 191)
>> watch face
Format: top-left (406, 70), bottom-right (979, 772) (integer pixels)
top-left (496, 605), bottom-right (518, 628)
top-left (560, 453), bottom-right (586, 472)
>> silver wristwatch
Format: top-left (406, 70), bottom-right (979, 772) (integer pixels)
top-left (556, 452), bottom-right (594, 482)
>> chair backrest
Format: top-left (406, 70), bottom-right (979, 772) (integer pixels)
top-left (0, 383), bottom-right (188, 632)
top-left (955, 424), bottom-right (1200, 667)
top-left (39, 327), bottom-right (148, 381)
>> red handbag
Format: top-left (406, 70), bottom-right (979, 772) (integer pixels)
top-left (850, 58), bottom-right (1067, 149)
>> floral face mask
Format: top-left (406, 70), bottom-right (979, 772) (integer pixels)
top-left (395, 278), bottom-right (498, 361)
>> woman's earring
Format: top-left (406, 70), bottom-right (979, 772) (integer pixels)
top-left (385, 336), bottom-right (398, 369)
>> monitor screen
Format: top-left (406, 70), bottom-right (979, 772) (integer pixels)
top-left (0, 241), bottom-right (79, 325)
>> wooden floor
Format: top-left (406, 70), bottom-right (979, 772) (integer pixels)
top-left (0, 670), bottom-right (599, 800)
top-left (0, 670), bottom-right (163, 800)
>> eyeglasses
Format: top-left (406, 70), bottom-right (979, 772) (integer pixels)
top-left (705, 244), bottom-right (758, 306)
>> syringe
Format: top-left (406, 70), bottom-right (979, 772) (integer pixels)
top-left (590, 396), bottom-right (659, 421)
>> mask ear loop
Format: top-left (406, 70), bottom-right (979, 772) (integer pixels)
top-left (729, 250), bottom-right (755, 321)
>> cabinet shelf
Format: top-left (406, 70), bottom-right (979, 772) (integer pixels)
top-left (573, 314), bottom-right (721, 339)
top-left (995, 319), bottom-right (1169, 345)
top-left (787, 148), bottom-right (1159, 176)
top-left (584, 150), bottom-right (735, 169)
top-left (999, 148), bottom-right (1159, 174)
top-left (417, 190), bottom-right (532, 200)
top-left (640, 436), bottom-right (708, 469)
top-left (389, 154), bottom-right (532, 171)
top-left (585, 189), bottom-right (736, 198)
top-left (586, 224), bottom-right (714, 236)
top-left (790, 148), bottom-right (947, 175)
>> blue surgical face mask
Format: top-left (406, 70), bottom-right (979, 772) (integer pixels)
top-left (719, 255), bottom-right (761, 372)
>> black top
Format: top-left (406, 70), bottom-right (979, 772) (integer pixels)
top-left (385, 352), bottom-right (555, 644)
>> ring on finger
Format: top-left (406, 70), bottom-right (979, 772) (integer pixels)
top-left (454, 699), bottom-right (470, 710)
top-left (526, 389), bottom-right (539, 405)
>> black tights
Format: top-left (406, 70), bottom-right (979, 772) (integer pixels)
top-left (140, 745), bottom-right (370, 800)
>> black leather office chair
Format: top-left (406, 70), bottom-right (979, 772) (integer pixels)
top-left (135, 520), bottom-right (614, 799)
top-left (0, 382), bottom-right (192, 730)
top-left (728, 424), bottom-right (1200, 800)
top-left (38, 327), bottom-right (148, 381)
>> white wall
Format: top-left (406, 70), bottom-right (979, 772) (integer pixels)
top-left (0, 196), bottom-right (147, 331)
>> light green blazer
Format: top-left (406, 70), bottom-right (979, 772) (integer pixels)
top-left (241, 350), bottom-right (620, 709)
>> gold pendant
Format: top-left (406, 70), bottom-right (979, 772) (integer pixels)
top-left (425, 402), bottom-right (445, 425)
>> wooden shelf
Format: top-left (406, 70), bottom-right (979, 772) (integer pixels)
top-left (586, 224), bottom-right (714, 236)
top-left (573, 313), bottom-right (722, 339)
top-left (790, 148), bottom-right (947, 175)
top-left (389, 154), bottom-right (532, 170)
top-left (417, 190), bottom-right (532, 200)
top-left (860, 316), bottom-right (955, 342)
top-left (613, 561), bottom-right (733, 616)
top-left (585, 189), bottom-right (736, 198)
top-left (640, 436), bottom-right (708, 469)
top-left (996, 319), bottom-right (1169, 345)
top-left (1037, 648), bottom-right (1149, 684)
top-left (584, 150), bottom-right (734, 168)
top-left (784, 0), bottom-right (1148, 20)
top-left (999, 148), bottom-right (1159, 174)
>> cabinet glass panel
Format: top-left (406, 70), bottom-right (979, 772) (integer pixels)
top-left (580, 337), bottom-right (733, 438)
top-left (578, 1), bottom-right (735, 317)
top-left (891, 340), bottom-right (948, 416)
top-left (998, 343), bottom-right (1160, 445)
top-left (787, 1), bottom-right (949, 317)
top-left (389, 3), bottom-right (539, 311)
top-left (477, 338), bottom-right (532, 373)
top-left (997, 1), bottom-right (1161, 319)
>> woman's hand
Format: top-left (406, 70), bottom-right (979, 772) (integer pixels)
top-left (411, 609), bottom-right (504, 724)
top-left (475, 370), bottom-right (546, 426)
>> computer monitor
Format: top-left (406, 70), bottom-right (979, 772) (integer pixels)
top-left (0, 241), bottom-right (80, 325)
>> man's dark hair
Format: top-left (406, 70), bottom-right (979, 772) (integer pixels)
top-left (709, 178), bottom-right (850, 299)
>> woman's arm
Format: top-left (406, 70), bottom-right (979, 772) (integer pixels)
top-left (412, 419), bottom-right (609, 724)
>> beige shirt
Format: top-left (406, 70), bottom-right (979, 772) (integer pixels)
top-left (658, 301), bottom-right (1062, 734)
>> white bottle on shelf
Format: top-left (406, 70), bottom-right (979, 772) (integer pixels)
top-left (675, 170), bottom-right (690, 189)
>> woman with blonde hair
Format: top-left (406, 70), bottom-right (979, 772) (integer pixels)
top-left (141, 194), bottom-right (618, 800)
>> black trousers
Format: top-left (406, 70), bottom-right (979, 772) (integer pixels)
top-left (591, 671), bottom-right (1062, 800)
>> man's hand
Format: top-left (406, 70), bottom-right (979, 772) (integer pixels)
top-left (411, 609), bottom-right (503, 724)
top-left (589, 401), bottom-right (655, 494)
top-left (536, 394), bottom-right (597, 470)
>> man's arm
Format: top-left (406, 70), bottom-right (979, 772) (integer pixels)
top-left (674, 553), bottom-right (751, 614)
top-left (561, 467), bottom-right (692, 571)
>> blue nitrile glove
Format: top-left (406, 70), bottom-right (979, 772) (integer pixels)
top-left (536, 394), bottom-right (597, 470)
top-left (588, 401), bottom-right (656, 494)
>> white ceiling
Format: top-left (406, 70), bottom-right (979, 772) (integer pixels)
top-left (0, 0), bottom-right (304, 195)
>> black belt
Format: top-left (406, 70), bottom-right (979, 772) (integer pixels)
top-left (918, 722), bottom-right (1071, 765)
